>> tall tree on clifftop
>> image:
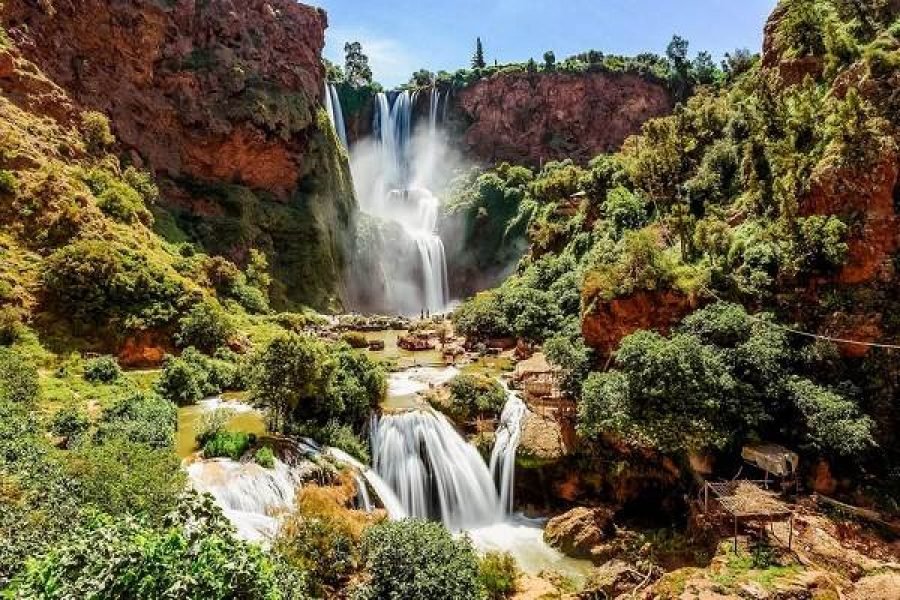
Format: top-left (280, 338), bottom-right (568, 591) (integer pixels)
top-left (472, 37), bottom-right (486, 69)
top-left (344, 41), bottom-right (373, 86)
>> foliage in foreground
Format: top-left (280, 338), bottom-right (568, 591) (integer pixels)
top-left (11, 493), bottom-right (306, 600)
top-left (357, 519), bottom-right (482, 600)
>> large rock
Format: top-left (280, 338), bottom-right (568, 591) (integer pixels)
top-left (543, 506), bottom-right (616, 560)
top-left (452, 71), bottom-right (673, 166)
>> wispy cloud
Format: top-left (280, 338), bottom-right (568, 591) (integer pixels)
top-left (324, 26), bottom-right (418, 88)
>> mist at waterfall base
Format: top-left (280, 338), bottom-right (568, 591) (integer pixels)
top-left (339, 89), bottom-right (470, 316)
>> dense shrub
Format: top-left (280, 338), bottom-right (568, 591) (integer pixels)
top-left (0, 306), bottom-right (23, 345)
top-left (79, 110), bottom-right (115, 154)
top-left (276, 513), bottom-right (358, 596)
top-left (49, 406), bottom-right (90, 443)
top-left (42, 240), bottom-right (188, 329)
top-left (478, 551), bottom-right (519, 599)
top-left (176, 299), bottom-right (236, 353)
top-left (156, 355), bottom-right (206, 406)
top-left (447, 373), bottom-right (507, 420)
top-left (83, 355), bottom-right (122, 383)
top-left (255, 445), bottom-right (275, 468)
top-left (97, 180), bottom-right (149, 223)
top-left (94, 391), bottom-right (177, 448)
top-left (0, 347), bottom-right (39, 406)
top-left (12, 493), bottom-right (301, 600)
top-left (202, 430), bottom-right (254, 460)
top-left (358, 519), bottom-right (481, 600)
top-left (249, 333), bottom-right (385, 434)
top-left (453, 292), bottom-right (511, 342)
top-left (0, 169), bottom-right (18, 195)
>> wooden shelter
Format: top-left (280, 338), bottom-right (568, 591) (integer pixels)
top-left (703, 481), bottom-right (795, 551)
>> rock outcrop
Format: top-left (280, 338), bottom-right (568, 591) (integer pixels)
top-left (543, 506), bottom-right (617, 560)
top-left (450, 71), bottom-right (673, 166)
top-left (1, 0), bottom-right (355, 310)
top-left (581, 290), bottom-right (699, 356)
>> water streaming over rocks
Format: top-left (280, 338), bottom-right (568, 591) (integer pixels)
top-left (324, 82), bottom-right (348, 148)
top-left (351, 89), bottom-right (451, 314)
top-left (489, 388), bottom-right (528, 514)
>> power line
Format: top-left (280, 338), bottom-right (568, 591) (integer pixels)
top-left (701, 286), bottom-right (900, 350)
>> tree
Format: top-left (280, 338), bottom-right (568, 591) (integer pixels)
top-left (344, 41), bottom-right (373, 86)
top-left (472, 37), bottom-right (486, 69)
top-left (176, 299), bottom-right (236, 354)
top-left (666, 35), bottom-right (690, 70)
top-left (448, 373), bottom-right (507, 420)
top-left (543, 50), bottom-right (556, 70)
top-left (0, 347), bottom-right (39, 406)
top-left (722, 48), bottom-right (755, 81)
top-left (692, 51), bottom-right (718, 85)
top-left (358, 519), bottom-right (481, 600)
top-left (249, 333), bottom-right (333, 432)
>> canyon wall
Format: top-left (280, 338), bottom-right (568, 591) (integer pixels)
top-left (449, 71), bottom-right (674, 166)
top-left (1, 0), bottom-right (354, 310)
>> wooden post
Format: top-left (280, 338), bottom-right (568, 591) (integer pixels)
top-left (788, 513), bottom-right (794, 550)
top-left (734, 515), bottom-right (737, 554)
top-left (704, 484), bottom-right (709, 512)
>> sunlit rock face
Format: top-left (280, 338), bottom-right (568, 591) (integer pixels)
top-left (1, 0), bottom-right (356, 311)
top-left (451, 71), bottom-right (674, 166)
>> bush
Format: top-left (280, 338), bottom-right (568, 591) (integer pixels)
top-left (203, 430), bottom-right (254, 460)
top-left (341, 331), bottom-right (369, 349)
top-left (358, 519), bottom-right (481, 600)
top-left (13, 493), bottom-right (296, 600)
top-left (0, 347), bottom-right (39, 406)
top-left (49, 406), bottom-right (90, 442)
top-left (94, 391), bottom-right (177, 448)
top-left (447, 373), bottom-right (507, 420)
top-left (83, 355), bottom-right (121, 383)
top-left (42, 240), bottom-right (188, 329)
top-left (176, 299), bottom-right (236, 353)
top-left (255, 445), bottom-right (275, 468)
top-left (0, 306), bottom-right (23, 345)
top-left (195, 407), bottom-right (236, 446)
top-left (96, 180), bottom-right (149, 223)
top-left (478, 551), bottom-right (519, 599)
top-left (79, 110), bottom-right (115, 154)
top-left (155, 355), bottom-right (206, 406)
top-left (0, 169), bottom-right (18, 195)
top-left (276, 514), bottom-right (358, 596)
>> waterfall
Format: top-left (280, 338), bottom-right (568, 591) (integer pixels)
top-left (489, 389), bottom-right (528, 514)
top-left (352, 90), bottom-right (450, 314)
top-left (324, 82), bottom-right (348, 148)
top-left (371, 409), bottom-right (501, 530)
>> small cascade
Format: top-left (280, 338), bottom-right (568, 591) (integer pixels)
top-left (489, 389), bottom-right (528, 513)
top-left (186, 457), bottom-right (311, 541)
top-left (371, 409), bottom-right (501, 530)
top-left (326, 446), bottom-right (408, 520)
top-left (324, 82), bottom-right (348, 148)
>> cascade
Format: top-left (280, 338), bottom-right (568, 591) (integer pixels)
top-left (489, 388), bottom-right (527, 513)
top-left (324, 82), bottom-right (348, 148)
top-left (352, 89), bottom-right (450, 314)
top-left (371, 409), bottom-right (501, 530)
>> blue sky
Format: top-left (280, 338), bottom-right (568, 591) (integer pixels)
top-left (313, 0), bottom-right (778, 88)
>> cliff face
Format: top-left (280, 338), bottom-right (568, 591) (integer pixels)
top-left (2, 0), bottom-right (355, 310)
top-left (450, 72), bottom-right (674, 166)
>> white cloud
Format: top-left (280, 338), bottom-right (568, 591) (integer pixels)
top-left (325, 26), bottom-right (418, 88)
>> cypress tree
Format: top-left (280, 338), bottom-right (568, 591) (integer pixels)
top-left (472, 37), bottom-right (486, 69)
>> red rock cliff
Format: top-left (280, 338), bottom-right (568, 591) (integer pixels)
top-left (451, 71), bottom-right (673, 165)
top-left (1, 0), bottom-right (356, 310)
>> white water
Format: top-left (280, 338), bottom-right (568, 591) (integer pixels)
top-left (186, 457), bottom-right (311, 541)
top-left (371, 409), bottom-right (501, 530)
top-left (324, 82), bottom-right (348, 148)
top-left (489, 388), bottom-right (527, 514)
top-left (388, 365), bottom-right (460, 398)
top-left (351, 89), bottom-right (450, 314)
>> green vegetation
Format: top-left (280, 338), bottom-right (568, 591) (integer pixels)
top-left (478, 551), bottom-right (520, 599)
top-left (203, 430), bottom-right (255, 460)
top-left (82, 355), bottom-right (122, 383)
top-left (447, 373), bottom-right (507, 420)
top-left (255, 445), bottom-right (275, 468)
top-left (358, 519), bottom-right (482, 600)
top-left (176, 299), bottom-right (237, 353)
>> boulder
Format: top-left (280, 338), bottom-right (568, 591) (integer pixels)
top-left (543, 506), bottom-right (616, 560)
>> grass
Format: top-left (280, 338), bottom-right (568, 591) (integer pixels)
top-left (710, 545), bottom-right (802, 591)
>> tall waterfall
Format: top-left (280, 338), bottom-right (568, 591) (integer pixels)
top-left (351, 89), bottom-right (450, 315)
top-left (489, 390), bottom-right (527, 514)
top-left (324, 82), bottom-right (348, 148)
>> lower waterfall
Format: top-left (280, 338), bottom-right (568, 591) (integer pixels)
top-left (489, 389), bottom-right (527, 514)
